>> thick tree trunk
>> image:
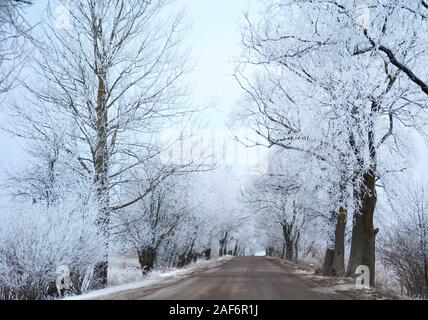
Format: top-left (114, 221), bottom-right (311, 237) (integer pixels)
top-left (93, 67), bottom-right (110, 289)
top-left (282, 224), bottom-right (294, 261)
top-left (219, 232), bottom-right (228, 257)
top-left (346, 170), bottom-right (378, 287)
top-left (233, 243), bottom-right (239, 256)
top-left (332, 207), bottom-right (346, 276)
top-left (203, 248), bottom-right (211, 260)
top-left (219, 242), bottom-right (224, 257)
top-left (322, 208), bottom-right (346, 276)
top-left (280, 243), bottom-right (286, 260)
top-left (137, 247), bottom-right (156, 273)
top-left (285, 241), bottom-right (293, 260)
top-left (322, 248), bottom-right (335, 275)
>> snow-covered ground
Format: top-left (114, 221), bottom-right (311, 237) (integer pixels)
top-left (64, 256), bottom-right (233, 300)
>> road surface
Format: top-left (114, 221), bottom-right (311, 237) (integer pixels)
top-left (95, 257), bottom-right (349, 300)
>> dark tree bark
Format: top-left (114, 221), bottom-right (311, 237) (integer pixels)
top-left (346, 170), bottom-right (378, 287)
top-left (282, 223), bottom-right (294, 261)
top-left (203, 248), bottom-right (211, 260)
top-left (333, 207), bottom-right (346, 275)
top-left (137, 247), bottom-right (156, 273)
top-left (219, 231), bottom-right (228, 257)
top-left (294, 230), bottom-right (300, 261)
top-left (92, 55), bottom-right (110, 288)
top-left (322, 248), bottom-right (335, 275)
top-left (266, 246), bottom-right (275, 257)
top-left (346, 115), bottom-right (379, 287)
top-left (322, 207), bottom-right (346, 276)
top-left (280, 243), bottom-right (286, 260)
top-left (233, 243), bottom-right (239, 256)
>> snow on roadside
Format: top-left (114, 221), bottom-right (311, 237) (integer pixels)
top-left (267, 257), bottom-right (407, 300)
top-left (64, 256), bottom-right (233, 300)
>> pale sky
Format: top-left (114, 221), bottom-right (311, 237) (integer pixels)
top-left (186, 0), bottom-right (251, 127)
top-left (0, 0), bottom-right (252, 172)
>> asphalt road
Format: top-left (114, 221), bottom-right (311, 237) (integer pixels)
top-left (96, 257), bottom-right (348, 300)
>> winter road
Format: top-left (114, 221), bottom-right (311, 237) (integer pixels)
top-left (93, 257), bottom-right (349, 300)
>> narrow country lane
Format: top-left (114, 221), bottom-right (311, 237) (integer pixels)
top-left (93, 257), bottom-right (350, 300)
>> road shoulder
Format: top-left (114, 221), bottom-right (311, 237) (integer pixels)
top-left (266, 257), bottom-right (405, 300)
top-left (64, 256), bottom-right (234, 300)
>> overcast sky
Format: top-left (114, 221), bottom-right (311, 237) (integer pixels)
top-left (187, 0), bottom-right (251, 124)
top-left (0, 0), bottom-right (253, 170)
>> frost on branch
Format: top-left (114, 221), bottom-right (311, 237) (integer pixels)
top-left (0, 186), bottom-right (105, 300)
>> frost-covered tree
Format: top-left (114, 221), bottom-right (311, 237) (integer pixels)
top-left (234, 0), bottom-right (428, 285)
top-left (381, 179), bottom-right (428, 298)
top-left (353, 0), bottom-right (428, 98)
top-left (4, 116), bottom-right (77, 204)
top-left (0, 181), bottom-right (104, 300)
top-left (8, 0), bottom-right (193, 287)
top-left (243, 149), bottom-right (322, 261)
top-left (191, 168), bottom-right (249, 257)
top-left (112, 166), bottom-right (248, 273)
top-left (114, 175), bottom-right (193, 272)
top-left (0, 0), bottom-right (32, 95)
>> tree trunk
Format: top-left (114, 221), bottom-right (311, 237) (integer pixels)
top-left (322, 209), bottom-right (345, 276)
top-left (137, 247), bottom-right (156, 273)
top-left (285, 241), bottom-right (293, 260)
top-left (219, 241), bottom-right (224, 257)
top-left (332, 207), bottom-right (346, 276)
top-left (322, 172), bottom-right (347, 277)
top-left (282, 224), bottom-right (294, 261)
top-left (346, 170), bottom-right (378, 287)
top-left (280, 243), bottom-right (286, 260)
top-left (322, 248), bottom-right (335, 275)
top-left (233, 243), bottom-right (239, 256)
top-left (294, 230), bottom-right (300, 261)
top-left (219, 232), bottom-right (228, 257)
top-left (178, 237), bottom-right (197, 267)
top-left (203, 248), bottom-right (211, 260)
top-left (93, 260), bottom-right (108, 288)
top-left (93, 67), bottom-right (110, 289)
top-left (322, 210), bottom-right (346, 276)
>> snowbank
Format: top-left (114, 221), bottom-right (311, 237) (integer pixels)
top-left (64, 256), bottom-right (232, 300)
